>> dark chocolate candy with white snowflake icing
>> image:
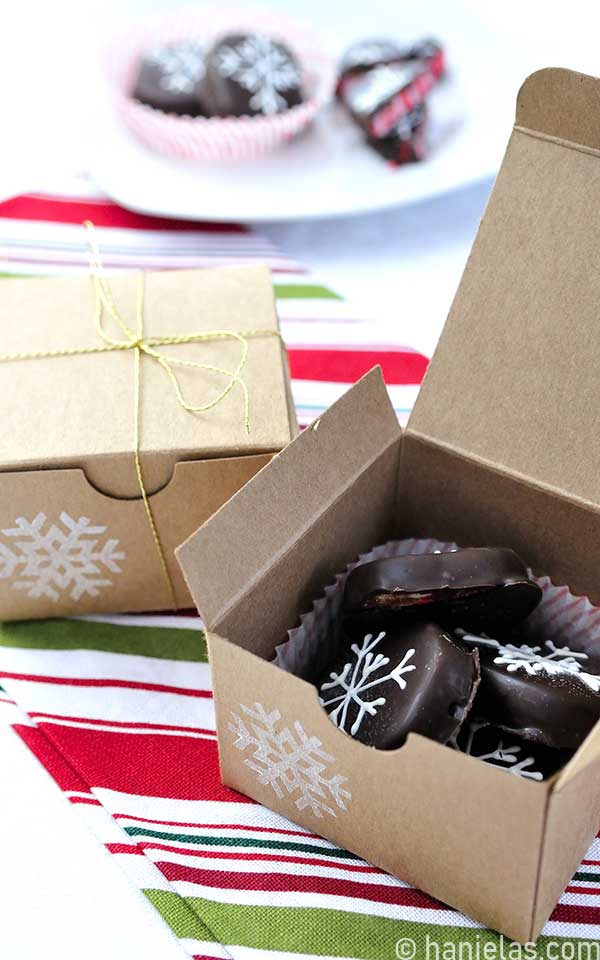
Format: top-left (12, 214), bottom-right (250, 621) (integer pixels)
top-left (317, 622), bottom-right (479, 750)
top-left (453, 721), bottom-right (572, 781)
top-left (133, 42), bottom-right (208, 116)
top-left (204, 33), bottom-right (303, 117)
top-left (343, 547), bottom-right (542, 636)
top-left (457, 630), bottom-right (600, 750)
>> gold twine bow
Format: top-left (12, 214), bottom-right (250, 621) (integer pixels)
top-left (0, 220), bottom-right (280, 609)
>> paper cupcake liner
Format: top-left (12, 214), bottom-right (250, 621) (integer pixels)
top-left (274, 537), bottom-right (600, 679)
top-left (106, 4), bottom-right (336, 163)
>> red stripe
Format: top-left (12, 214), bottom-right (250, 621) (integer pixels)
top-left (158, 861), bottom-right (442, 909)
top-left (0, 194), bottom-right (247, 233)
top-left (69, 795), bottom-right (102, 806)
top-left (0, 671), bottom-right (212, 699)
top-left (137, 840), bottom-right (382, 874)
top-left (107, 843), bottom-right (144, 855)
top-left (550, 903), bottom-right (600, 924)
top-left (13, 724), bottom-right (90, 793)
top-left (35, 724), bottom-right (248, 801)
top-left (287, 348), bottom-right (428, 385)
top-left (566, 884), bottom-right (600, 895)
top-left (32, 711), bottom-right (215, 736)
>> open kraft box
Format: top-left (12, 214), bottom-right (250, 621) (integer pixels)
top-left (177, 68), bottom-right (600, 943)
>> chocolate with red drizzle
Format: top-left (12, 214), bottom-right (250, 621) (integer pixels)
top-left (343, 547), bottom-right (542, 635)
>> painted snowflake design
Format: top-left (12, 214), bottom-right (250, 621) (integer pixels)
top-left (216, 35), bottom-right (300, 115)
top-left (453, 722), bottom-right (544, 781)
top-left (229, 702), bottom-right (351, 818)
top-left (320, 631), bottom-right (416, 736)
top-left (0, 512), bottom-right (125, 602)
top-left (146, 42), bottom-right (205, 93)
top-left (457, 630), bottom-right (600, 692)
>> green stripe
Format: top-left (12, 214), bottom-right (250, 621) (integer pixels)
top-left (144, 888), bottom-right (219, 943)
top-left (574, 871), bottom-right (600, 882)
top-left (273, 283), bottom-right (341, 300)
top-left (142, 895), bottom-right (600, 960)
top-left (0, 618), bottom-right (207, 662)
top-left (126, 825), bottom-right (359, 860)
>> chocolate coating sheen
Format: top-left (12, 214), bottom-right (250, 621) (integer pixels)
top-left (204, 33), bottom-right (303, 117)
top-left (459, 630), bottom-right (600, 750)
top-left (133, 42), bottom-right (208, 116)
top-left (317, 621), bottom-right (480, 750)
top-left (454, 721), bottom-right (572, 781)
top-left (343, 547), bottom-right (542, 635)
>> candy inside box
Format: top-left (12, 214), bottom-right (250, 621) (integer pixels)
top-left (177, 68), bottom-right (600, 944)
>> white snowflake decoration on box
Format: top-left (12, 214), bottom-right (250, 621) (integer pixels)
top-left (0, 512), bottom-right (125, 603)
top-left (229, 702), bottom-right (351, 818)
top-left (320, 631), bottom-right (416, 736)
top-left (216, 35), bottom-right (301, 115)
top-left (454, 721), bottom-right (544, 781)
top-left (457, 630), bottom-right (600, 692)
top-left (147, 42), bottom-right (205, 93)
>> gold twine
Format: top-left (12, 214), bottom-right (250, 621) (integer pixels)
top-left (0, 220), bottom-right (281, 610)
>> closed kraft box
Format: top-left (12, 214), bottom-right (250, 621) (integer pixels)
top-left (177, 69), bottom-right (600, 943)
top-left (0, 263), bottom-right (296, 620)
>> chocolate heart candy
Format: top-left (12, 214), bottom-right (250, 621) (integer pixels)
top-left (317, 621), bottom-right (479, 750)
top-left (457, 630), bottom-right (600, 750)
top-left (367, 102), bottom-right (428, 165)
top-left (453, 720), bottom-right (572, 781)
top-left (204, 33), bottom-right (303, 117)
top-left (343, 547), bottom-right (542, 634)
top-left (336, 38), bottom-right (406, 96)
top-left (133, 42), bottom-right (208, 116)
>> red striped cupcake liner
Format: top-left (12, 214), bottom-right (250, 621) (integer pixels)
top-left (105, 4), bottom-right (336, 163)
top-left (275, 537), bottom-right (600, 678)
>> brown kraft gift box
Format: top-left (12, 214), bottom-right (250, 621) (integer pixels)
top-left (177, 68), bottom-right (600, 943)
top-left (0, 263), bottom-right (296, 620)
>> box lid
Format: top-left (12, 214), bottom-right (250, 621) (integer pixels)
top-left (1, 264), bottom-right (295, 498)
top-left (408, 68), bottom-right (600, 508)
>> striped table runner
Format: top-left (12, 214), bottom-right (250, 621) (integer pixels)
top-left (0, 191), bottom-right (598, 960)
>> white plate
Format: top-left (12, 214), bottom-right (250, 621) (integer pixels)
top-left (89, 1), bottom-right (527, 222)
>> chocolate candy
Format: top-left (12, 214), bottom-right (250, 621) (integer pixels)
top-left (133, 42), bottom-right (208, 116)
top-left (204, 33), bottom-right (303, 117)
top-left (336, 39), bottom-right (406, 96)
top-left (367, 103), bottom-right (428, 166)
top-left (340, 41), bottom-right (445, 140)
top-left (317, 622), bottom-right (479, 750)
top-left (343, 547), bottom-right (542, 635)
top-left (453, 720), bottom-right (572, 781)
top-left (457, 630), bottom-right (600, 750)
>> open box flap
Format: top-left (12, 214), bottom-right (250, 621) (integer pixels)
top-left (408, 69), bottom-right (600, 508)
top-left (176, 367), bottom-right (401, 632)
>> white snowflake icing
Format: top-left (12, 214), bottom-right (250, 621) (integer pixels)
top-left (456, 630), bottom-right (600, 692)
top-left (230, 702), bottom-right (351, 818)
top-left (147, 42), bottom-right (205, 93)
top-left (454, 722), bottom-right (544, 781)
top-left (216, 35), bottom-right (300, 115)
top-left (320, 631), bottom-right (416, 736)
top-left (0, 512), bottom-right (125, 603)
